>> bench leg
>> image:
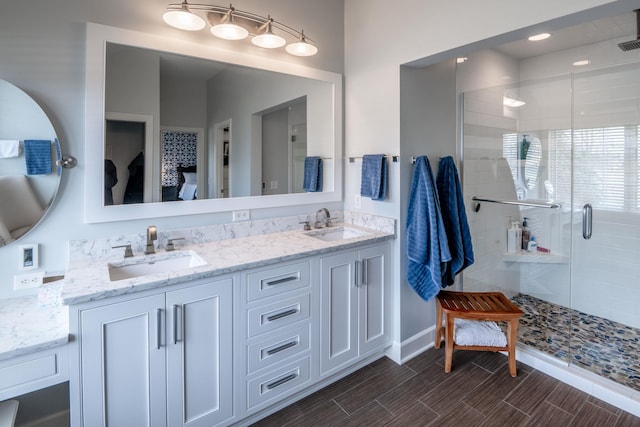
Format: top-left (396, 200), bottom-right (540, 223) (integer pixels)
top-left (507, 319), bottom-right (518, 377)
top-left (444, 314), bottom-right (455, 373)
top-left (435, 300), bottom-right (443, 349)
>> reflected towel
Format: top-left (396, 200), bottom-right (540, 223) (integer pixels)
top-left (454, 319), bottom-right (507, 347)
top-left (24, 139), bottom-right (52, 175)
top-left (360, 154), bottom-right (387, 201)
top-left (0, 140), bottom-right (20, 158)
top-left (436, 156), bottom-right (474, 286)
top-left (406, 156), bottom-right (451, 302)
top-left (303, 156), bottom-right (323, 192)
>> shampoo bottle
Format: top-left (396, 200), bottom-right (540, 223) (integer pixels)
top-left (521, 217), bottom-right (530, 250)
top-left (507, 222), bottom-right (522, 254)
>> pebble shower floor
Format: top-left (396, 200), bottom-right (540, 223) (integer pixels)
top-left (511, 293), bottom-right (640, 391)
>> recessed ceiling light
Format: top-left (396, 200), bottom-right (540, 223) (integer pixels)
top-left (456, 57), bottom-right (468, 64)
top-left (528, 33), bottom-right (550, 41)
top-left (573, 59), bottom-right (590, 66)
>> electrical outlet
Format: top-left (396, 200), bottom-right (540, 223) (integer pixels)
top-left (233, 209), bottom-right (250, 222)
top-left (14, 271), bottom-right (44, 290)
top-left (354, 193), bottom-right (362, 209)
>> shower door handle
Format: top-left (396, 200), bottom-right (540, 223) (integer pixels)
top-left (582, 203), bottom-right (592, 240)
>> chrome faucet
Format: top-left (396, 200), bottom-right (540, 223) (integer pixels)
top-left (145, 225), bottom-right (157, 255)
top-left (314, 208), bottom-right (331, 228)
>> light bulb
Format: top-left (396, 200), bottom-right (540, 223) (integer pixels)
top-left (211, 23), bottom-right (249, 40)
top-left (252, 32), bottom-right (286, 48)
top-left (286, 40), bottom-right (318, 56)
top-left (163, 4), bottom-right (205, 31)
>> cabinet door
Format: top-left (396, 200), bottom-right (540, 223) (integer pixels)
top-left (319, 250), bottom-right (358, 374)
top-left (80, 294), bottom-right (167, 427)
top-left (166, 279), bottom-right (234, 427)
top-left (358, 244), bottom-right (390, 355)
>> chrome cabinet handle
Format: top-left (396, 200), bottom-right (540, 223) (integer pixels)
top-left (266, 373), bottom-right (298, 390)
top-left (156, 309), bottom-right (162, 350)
top-left (582, 203), bottom-right (593, 239)
top-left (172, 304), bottom-right (181, 344)
top-left (266, 308), bottom-right (298, 322)
top-left (362, 258), bottom-right (368, 286)
top-left (266, 340), bottom-right (298, 356)
top-left (266, 275), bottom-right (298, 286)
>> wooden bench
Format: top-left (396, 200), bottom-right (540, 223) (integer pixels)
top-left (435, 291), bottom-right (523, 377)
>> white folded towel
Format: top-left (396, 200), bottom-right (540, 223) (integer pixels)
top-left (0, 140), bottom-right (20, 158)
top-left (454, 318), bottom-right (507, 347)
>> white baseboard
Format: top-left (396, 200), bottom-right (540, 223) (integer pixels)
top-left (385, 325), bottom-right (436, 365)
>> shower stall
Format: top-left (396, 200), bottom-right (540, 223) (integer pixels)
top-left (461, 60), bottom-right (640, 392)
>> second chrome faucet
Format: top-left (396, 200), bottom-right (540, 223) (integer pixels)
top-left (145, 225), bottom-right (157, 254)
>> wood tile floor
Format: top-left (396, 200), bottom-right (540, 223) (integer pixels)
top-left (251, 348), bottom-right (640, 426)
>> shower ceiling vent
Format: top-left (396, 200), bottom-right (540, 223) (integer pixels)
top-left (618, 10), bottom-right (640, 51)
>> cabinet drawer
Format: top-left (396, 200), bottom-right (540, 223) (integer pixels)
top-left (247, 293), bottom-right (310, 337)
top-left (247, 322), bottom-right (310, 374)
top-left (0, 346), bottom-right (68, 400)
top-left (246, 261), bottom-right (310, 302)
top-left (247, 356), bottom-right (310, 410)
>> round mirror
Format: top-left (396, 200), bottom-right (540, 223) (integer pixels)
top-left (0, 79), bottom-right (60, 247)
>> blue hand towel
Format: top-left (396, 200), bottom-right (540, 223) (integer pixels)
top-left (436, 156), bottom-right (474, 286)
top-left (360, 154), bottom-right (387, 200)
top-left (24, 139), bottom-right (52, 175)
top-left (406, 156), bottom-right (451, 302)
top-left (303, 156), bottom-right (323, 192)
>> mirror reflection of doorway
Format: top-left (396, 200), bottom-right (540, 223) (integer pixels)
top-left (211, 120), bottom-right (231, 199)
top-left (104, 113), bottom-right (153, 205)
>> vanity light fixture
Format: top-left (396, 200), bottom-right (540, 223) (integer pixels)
top-left (528, 33), bottom-right (551, 41)
top-left (163, 2), bottom-right (318, 56)
top-left (503, 96), bottom-right (526, 107)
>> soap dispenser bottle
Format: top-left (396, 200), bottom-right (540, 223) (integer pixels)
top-left (527, 236), bottom-right (538, 252)
top-left (507, 221), bottom-right (522, 254)
top-left (521, 217), bottom-right (531, 250)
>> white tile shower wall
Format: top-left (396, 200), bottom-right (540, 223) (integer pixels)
top-left (571, 210), bottom-right (640, 328)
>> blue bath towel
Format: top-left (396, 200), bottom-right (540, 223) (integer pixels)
top-left (406, 156), bottom-right (451, 302)
top-left (436, 156), bottom-right (474, 286)
top-left (303, 156), bottom-right (323, 192)
top-left (360, 154), bottom-right (387, 200)
top-left (24, 140), bottom-right (52, 175)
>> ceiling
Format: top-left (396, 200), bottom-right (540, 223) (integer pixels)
top-left (494, 11), bottom-right (637, 60)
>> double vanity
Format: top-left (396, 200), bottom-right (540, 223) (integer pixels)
top-left (1, 211), bottom-right (395, 426)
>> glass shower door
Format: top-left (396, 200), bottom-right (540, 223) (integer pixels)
top-left (568, 63), bottom-right (640, 389)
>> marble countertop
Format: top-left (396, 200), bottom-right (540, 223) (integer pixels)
top-left (62, 223), bottom-right (395, 306)
top-left (0, 295), bottom-right (69, 362)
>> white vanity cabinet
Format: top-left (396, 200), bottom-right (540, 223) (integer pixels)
top-left (319, 243), bottom-right (390, 375)
top-left (240, 260), bottom-right (315, 413)
top-left (75, 277), bottom-right (234, 427)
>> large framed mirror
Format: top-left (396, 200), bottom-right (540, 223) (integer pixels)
top-left (85, 23), bottom-right (343, 223)
top-left (0, 79), bottom-right (61, 247)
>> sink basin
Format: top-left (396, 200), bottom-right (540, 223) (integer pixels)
top-left (305, 226), bottom-right (369, 242)
top-left (108, 250), bottom-right (207, 281)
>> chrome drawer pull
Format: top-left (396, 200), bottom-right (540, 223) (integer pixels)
top-left (266, 308), bottom-right (298, 322)
top-left (156, 308), bottom-right (162, 350)
top-left (266, 340), bottom-right (298, 356)
top-left (266, 275), bottom-right (298, 286)
top-left (266, 373), bottom-right (298, 390)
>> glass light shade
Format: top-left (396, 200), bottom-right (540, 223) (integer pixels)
top-left (252, 32), bottom-right (286, 49)
top-left (211, 23), bottom-right (249, 40)
top-left (285, 41), bottom-right (318, 56)
top-left (163, 8), bottom-right (206, 31)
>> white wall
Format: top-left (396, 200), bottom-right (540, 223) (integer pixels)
top-left (0, 0), bottom-right (344, 298)
top-left (344, 0), bottom-right (632, 350)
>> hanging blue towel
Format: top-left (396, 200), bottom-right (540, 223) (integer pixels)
top-left (436, 156), bottom-right (475, 286)
top-left (24, 140), bottom-right (52, 175)
top-left (303, 156), bottom-right (323, 192)
top-left (406, 156), bottom-right (451, 302)
top-left (360, 154), bottom-right (387, 200)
